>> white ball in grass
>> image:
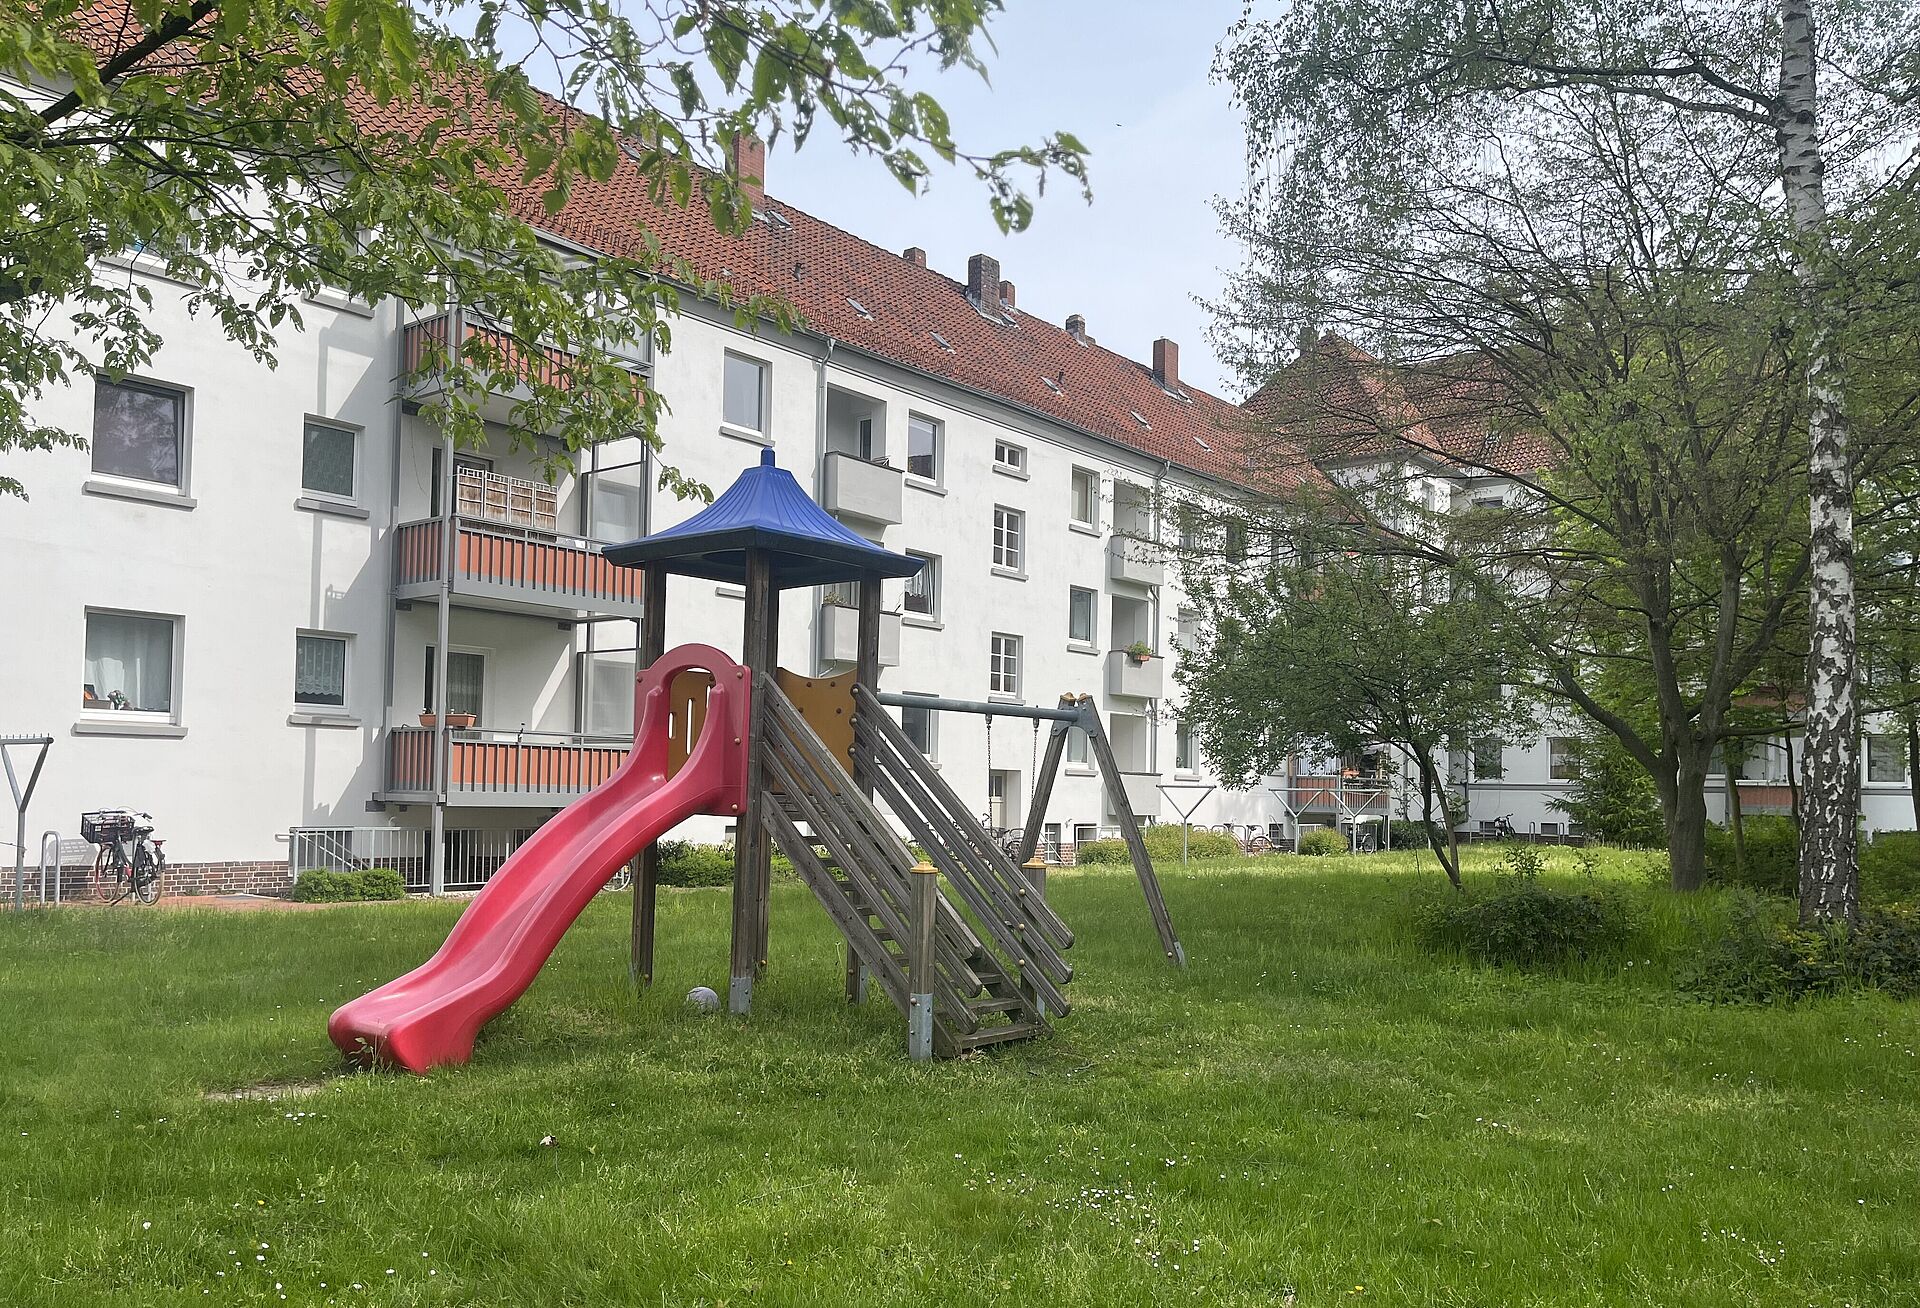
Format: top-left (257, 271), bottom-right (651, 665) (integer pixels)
top-left (684, 985), bottom-right (721, 1013)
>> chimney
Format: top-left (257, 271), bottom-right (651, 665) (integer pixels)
top-left (903, 246), bottom-right (927, 267)
top-left (728, 133), bottom-right (766, 208)
top-left (966, 252), bottom-right (1001, 307)
top-left (999, 280), bottom-right (1016, 310)
top-left (1066, 313), bottom-right (1087, 342)
top-left (1152, 337), bottom-right (1180, 388)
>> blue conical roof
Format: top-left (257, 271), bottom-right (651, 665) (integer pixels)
top-left (603, 449), bottom-right (925, 588)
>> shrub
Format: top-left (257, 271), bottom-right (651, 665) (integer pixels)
top-left (1297, 828), bottom-right (1349, 857)
top-left (1862, 831), bottom-right (1920, 905)
top-left (1680, 895), bottom-right (1920, 1003)
top-left (1703, 815), bottom-right (1799, 897)
top-left (291, 867), bottom-right (406, 902)
top-left (654, 841), bottom-right (736, 888)
top-left (1414, 845), bottom-right (1636, 968)
top-left (1071, 826), bottom-right (1240, 865)
top-left (1389, 819), bottom-right (1435, 851)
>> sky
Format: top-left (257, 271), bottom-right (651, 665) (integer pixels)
top-left (762, 0), bottom-right (1254, 399)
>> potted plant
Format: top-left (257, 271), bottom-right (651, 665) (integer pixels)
top-left (419, 711), bottom-right (478, 729)
top-left (1124, 640), bottom-right (1155, 666)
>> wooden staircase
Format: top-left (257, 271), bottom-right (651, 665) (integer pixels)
top-left (756, 679), bottom-right (1069, 1056)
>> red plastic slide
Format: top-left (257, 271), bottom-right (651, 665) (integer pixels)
top-left (329, 644), bottom-right (750, 1074)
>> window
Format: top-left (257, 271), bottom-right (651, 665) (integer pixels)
top-left (722, 353), bottom-right (766, 435)
top-left (1224, 518), bottom-right (1249, 563)
top-left (424, 647), bottom-right (486, 719)
top-left (1176, 504), bottom-right (1199, 551)
top-left (1174, 609), bottom-right (1200, 653)
top-left (1072, 822), bottom-right (1099, 851)
top-left (93, 378), bottom-right (185, 487)
top-left (1868, 734), bottom-right (1908, 783)
top-left (989, 633), bottom-right (1021, 697)
top-left (907, 414), bottom-right (940, 481)
top-left (1549, 737), bottom-right (1578, 780)
top-left (294, 633), bottom-right (348, 708)
top-left (1472, 738), bottom-right (1504, 780)
top-left (987, 770), bottom-right (1012, 829)
top-left (1070, 467), bottom-right (1099, 528)
top-left (903, 552), bottom-right (939, 619)
top-left (301, 420), bottom-right (357, 501)
top-left (993, 506), bottom-right (1024, 572)
top-left (588, 470), bottom-right (646, 542)
top-left (83, 610), bottom-right (176, 715)
top-left (901, 695), bottom-right (937, 758)
top-left (1042, 822), bottom-right (1062, 862)
top-left (1068, 586), bottom-right (1096, 645)
top-left (1176, 720), bottom-right (1197, 772)
top-left (1066, 727), bottom-right (1090, 768)
top-left (582, 652), bottom-right (636, 737)
top-left (994, 440), bottom-right (1027, 474)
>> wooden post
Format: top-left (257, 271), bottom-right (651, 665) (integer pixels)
top-left (1016, 697), bottom-right (1073, 865)
top-left (1083, 698), bottom-right (1187, 967)
top-left (755, 584), bottom-right (779, 975)
top-left (731, 550), bottom-right (774, 1014)
top-left (630, 563), bottom-right (667, 990)
top-left (907, 857), bottom-right (938, 1061)
top-left (847, 574), bottom-right (884, 1003)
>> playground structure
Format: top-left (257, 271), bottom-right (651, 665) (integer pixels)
top-left (331, 451), bottom-right (1182, 1071)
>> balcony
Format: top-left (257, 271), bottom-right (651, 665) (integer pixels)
top-left (400, 311), bottom-right (647, 425)
top-left (382, 728), bottom-right (630, 806)
top-left (1290, 775), bottom-right (1392, 813)
top-left (1108, 535), bottom-right (1165, 588)
top-left (1106, 650), bottom-right (1164, 698)
top-left (822, 452), bottom-right (904, 526)
top-left (818, 602), bottom-right (902, 667)
top-left (1117, 771), bottom-right (1163, 818)
top-left (393, 516), bottom-right (645, 619)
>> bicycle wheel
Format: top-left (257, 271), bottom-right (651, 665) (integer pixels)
top-left (1247, 835), bottom-right (1271, 854)
top-left (135, 850), bottom-right (163, 904)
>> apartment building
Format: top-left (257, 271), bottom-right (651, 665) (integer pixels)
top-left (3, 138), bottom-right (1910, 896)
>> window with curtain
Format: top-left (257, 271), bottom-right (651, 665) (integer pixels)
top-left (1066, 726), bottom-right (1090, 767)
top-left (589, 476), bottom-right (645, 541)
top-left (93, 378), bottom-right (184, 487)
top-left (84, 611), bottom-right (175, 713)
top-left (903, 553), bottom-right (939, 617)
top-left (423, 647), bottom-right (486, 719)
top-left (294, 633), bottom-right (348, 707)
top-left (301, 421), bottom-right (356, 500)
top-left (1070, 467), bottom-right (1099, 527)
top-left (1176, 720), bottom-right (1197, 772)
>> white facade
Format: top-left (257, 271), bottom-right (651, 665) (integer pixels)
top-left (3, 257), bottom-right (1912, 888)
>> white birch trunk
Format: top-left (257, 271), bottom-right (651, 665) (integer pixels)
top-left (1778, 0), bottom-right (1859, 923)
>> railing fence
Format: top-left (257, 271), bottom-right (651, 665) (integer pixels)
top-left (290, 825), bottom-right (637, 894)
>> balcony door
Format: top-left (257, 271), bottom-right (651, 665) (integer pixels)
top-left (424, 646), bottom-right (486, 720)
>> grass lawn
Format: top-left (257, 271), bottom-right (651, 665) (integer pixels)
top-left (2, 848), bottom-right (1916, 1306)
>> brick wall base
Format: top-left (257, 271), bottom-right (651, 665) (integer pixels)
top-left (1, 860), bottom-right (292, 901)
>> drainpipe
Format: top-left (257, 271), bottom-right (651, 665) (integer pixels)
top-left (429, 315), bottom-right (457, 896)
top-left (813, 337), bottom-right (837, 673)
top-left (381, 299), bottom-right (405, 801)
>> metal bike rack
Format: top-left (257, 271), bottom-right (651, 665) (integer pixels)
top-left (39, 831), bottom-right (65, 905)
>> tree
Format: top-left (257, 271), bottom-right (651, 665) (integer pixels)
top-left (1176, 536), bottom-right (1531, 889)
top-left (1213, 0), bottom-right (1920, 915)
top-left (1549, 730), bottom-right (1667, 849)
top-left (0, 0), bottom-right (1087, 498)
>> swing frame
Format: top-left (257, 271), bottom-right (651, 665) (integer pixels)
top-left (873, 690), bottom-right (1186, 967)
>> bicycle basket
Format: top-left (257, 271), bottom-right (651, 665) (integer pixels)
top-left (80, 810), bottom-right (139, 844)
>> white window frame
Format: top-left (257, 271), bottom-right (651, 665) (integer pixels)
top-left (902, 551), bottom-right (941, 622)
top-left (81, 607), bottom-right (182, 723)
top-left (299, 417), bottom-right (360, 505)
top-left (1068, 586), bottom-right (1097, 647)
top-left (993, 439), bottom-right (1028, 478)
top-left (1065, 726), bottom-right (1092, 772)
top-left (1866, 733), bottom-right (1908, 784)
top-left (1070, 467), bottom-right (1101, 531)
top-left (1175, 720), bottom-right (1199, 775)
top-left (899, 693), bottom-right (939, 761)
top-left (992, 505), bottom-right (1025, 575)
top-left (424, 644), bottom-right (491, 723)
top-left (989, 632), bottom-right (1022, 699)
top-left (906, 413), bottom-right (943, 486)
top-left (294, 630), bottom-right (352, 711)
top-left (721, 351), bottom-right (769, 442)
top-left (1548, 736), bottom-right (1578, 781)
top-left (91, 375), bottom-right (191, 493)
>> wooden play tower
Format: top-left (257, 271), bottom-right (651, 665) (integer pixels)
top-left (606, 450), bottom-right (1182, 1058)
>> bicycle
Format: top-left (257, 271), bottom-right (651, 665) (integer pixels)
top-left (82, 810), bottom-right (166, 905)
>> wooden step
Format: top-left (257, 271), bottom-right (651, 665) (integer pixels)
top-left (967, 995), bottom-right (1028, 1015)
top-left (954, 1020), bottom-right (1048, 1052)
